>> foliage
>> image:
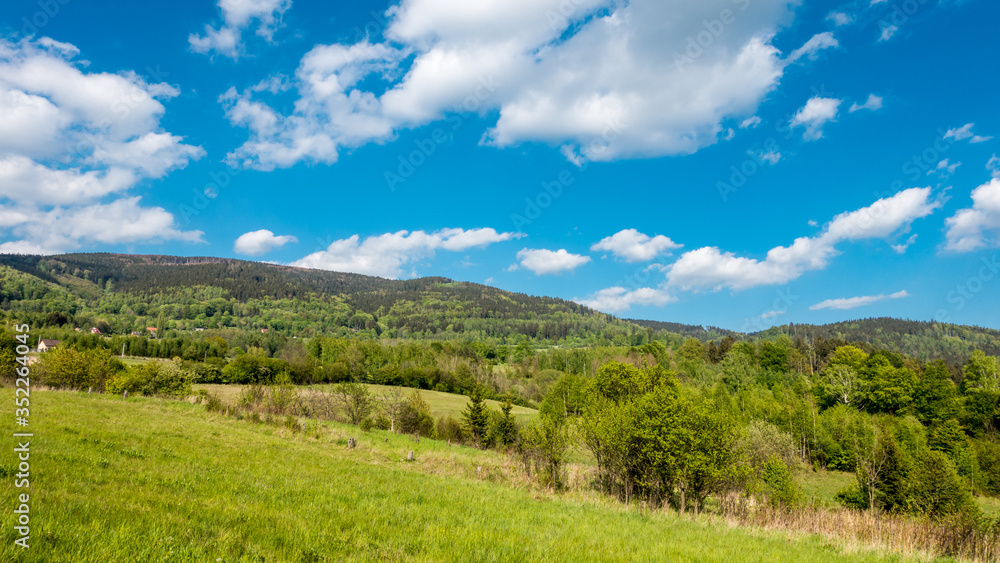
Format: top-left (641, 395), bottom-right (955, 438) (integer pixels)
top-left (36, 345), bottom-right (124, 391)
top-left (462, 386), bottom-right (491, 448)
top-left (106, 360), bottom-right (193, 397)
top-left (331, 381), bottom-right (375, 425)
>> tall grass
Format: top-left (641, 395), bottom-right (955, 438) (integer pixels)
top-left (713, 495), bottom-right (1000, 562)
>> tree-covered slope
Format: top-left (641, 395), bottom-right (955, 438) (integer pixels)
top-left (0, 253), bottom-right (997, 363)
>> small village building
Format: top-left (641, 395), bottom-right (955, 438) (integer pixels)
top-left (38, 339), bottom-right (60, 352)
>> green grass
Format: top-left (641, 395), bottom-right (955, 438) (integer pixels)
top-left (195, 382), bottom-right (539, 423)
top-left (796, 466), bottom-right (855, 507)
top-left (796, 465), bottom-right (1000, 517)
top-left (0, 389), bottom-right (927, 562)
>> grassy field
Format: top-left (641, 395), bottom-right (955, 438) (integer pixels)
top-left (194, 382), bottom-right (539, 423)
top-left (0, 389), bottom-right (928, 562)
top-left (795, 465), bottom-right (999, 517)
top-left (796, 466), bottom-right (856, 507)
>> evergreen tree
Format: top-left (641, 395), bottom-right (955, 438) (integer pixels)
top-left (462, 386), bottom-right (490, 448)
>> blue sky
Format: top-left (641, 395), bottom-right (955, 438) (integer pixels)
top-left (1, 0), bottom-right (999, 331)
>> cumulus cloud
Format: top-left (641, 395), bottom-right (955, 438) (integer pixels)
top-left (515, 248), bottom-right (590, 276)
top-left (577, 286), bottom-right (674, 313)
top-left (667, 187), bottom-right (941, 291)
top-left (189, 0), bottom-right (291, 58)
top-left (591, 229), bottom-right (681, 262)
top-left (0, 38), bottom-right (204, 254)
top-left (290, 227), bottom-right (519, 278)
top-left (791, 97), bottom-right (841, 140)
top-left (740, 116), bottom-right (762, 129)
top-left (222, 0), bottom-right (826, 169)
top-left (234, 229), bottom-right (298, 255)
top-left (849, 94), bottom-right (883, 112)
top-left (944, 177), bottom-right (1000, 252)
top-left (810, 290), bottom-right (909, 311)
top-left (944, 123), bottom-right (992, 144)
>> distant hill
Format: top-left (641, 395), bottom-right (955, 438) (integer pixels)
top-left (0, 253), bottom-right (640, 342)
top-left (751, 318), bottom-right (1000, 367)
top-left (0, 253), bottom-right (997, 364)
top-left (623, 318), bottom-right (739, 341)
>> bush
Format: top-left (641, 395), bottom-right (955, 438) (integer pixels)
top-left (204, 393), bottom-right (224, 413)
top-left (37, 346), bottom-right (124, 391)
top-left (758, 455), bottom-right (802, 508)
top-left (911, 450), bottom-right (978, 518)
top-left (436, 416), bottom-right (465, 444)
top-left (399, 391), bottom-right (435, 438)
top-left (106, 360), bottom-right (192, 397)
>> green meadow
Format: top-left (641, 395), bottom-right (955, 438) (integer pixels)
top-left (0, 389), bottom-right (931, 562)
top-left (194, 382), bottom-right (540, 423)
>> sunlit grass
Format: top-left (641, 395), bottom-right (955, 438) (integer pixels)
top-left (0, 389), bottom-right (922, 562)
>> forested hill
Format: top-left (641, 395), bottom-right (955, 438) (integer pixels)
top-left (0, 253), bottom-right (997, 363)
top-left (751, 318), bottom-right (1000, 367)
top-left (0, 253), bottom-right (633, 342)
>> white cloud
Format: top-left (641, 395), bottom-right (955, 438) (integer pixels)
top-left (577, 286), bottom-right (674, 313)
top-left (787, 32), bottom-right (839, 63)
top-left (891, 234), bottom-right (918, 254)
top-left (590, 229), bottom-right (681, 262)
top-left (879, 24), bottom-right (898, 41)
top-left (791, 97), bottom-right (841, 140)
top-left (760, 309), bottom-right (785, 319)
top-left (930, 158), bottom-right (961, 178)
top-left (515, 248), bottom-right (590, 276)
top-left (944, 123), bottom-right (992, 144)
top-left (667, 187), bottom-right (940, 291)
top-left (234, 229), bottom-right (298, 255)
top-left (0, 38), bottom-right (203, 254)
top-left (826, 12), bottom-right (853, 26)
top-left (759, 150), bottom-right (782, 165)
top-left (740, 116), bottom-right (762, 129)
top-left (290, 227), bottom-right (519, 278)
top-left (849, 94), bottom-right (883, 113)
top-left (223, 0), bottom-right (822, 168)
top-left (988, 155), bottom-right (1000, 177)
top-left (810, 290), bottom-right (909, 311)
top-left (189, 0), bottom-right (292, 58)
top-left (944, 177), bottom-right (1000, 252)
top-left (0, 198), bottom-right (204, 255)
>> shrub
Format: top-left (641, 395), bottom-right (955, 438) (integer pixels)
top-left (436, 416), bottom-right (465, 444)
top-left (106, 361), bottom-right (192, 397)
top-left (758, 455), bottom-right (802, 508)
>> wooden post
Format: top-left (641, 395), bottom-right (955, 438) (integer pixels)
top-left (88, 387), bottom-right (92, 394)
top-left (407, 451), bottom-right (414, 462)
top-left (123, 390), bottom-right (128, 399)
top-left (348, 437), bottom-right (356, 449)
